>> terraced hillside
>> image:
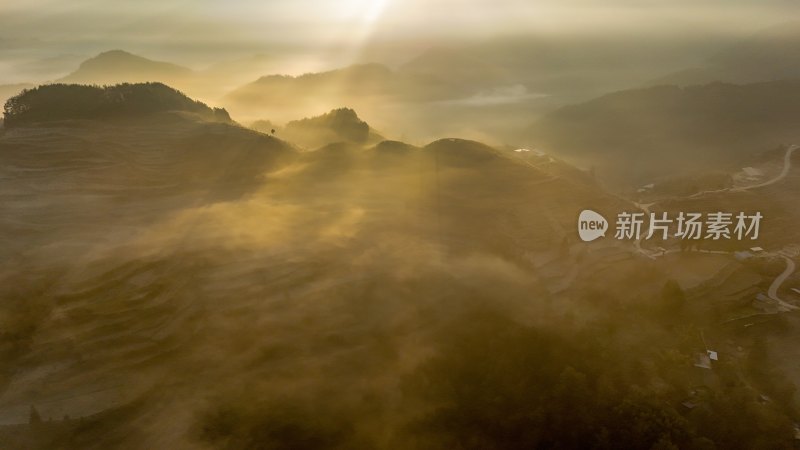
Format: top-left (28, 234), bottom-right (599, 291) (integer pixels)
top-left (2, 85), bottom-right (798, 449)
top-left (0, 86), bottom-right (635, 445)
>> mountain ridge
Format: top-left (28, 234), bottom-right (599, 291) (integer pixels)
top-left (57, 50), bottom-right (193, 85)
top-left (3, 82), bottom-right (230, 127)
top-left (530, 79), bottom-right (800, 186)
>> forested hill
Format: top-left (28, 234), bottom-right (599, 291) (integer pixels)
top-left (3, 83), bottom-right (230, 127)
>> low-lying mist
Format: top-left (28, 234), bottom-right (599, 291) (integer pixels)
top-left (1, 105), bottom-right (798, 448)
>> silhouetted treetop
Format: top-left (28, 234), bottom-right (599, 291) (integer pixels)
top-left (3, 82), bottom-right (230, 127)
top-left (285, 108), bottom-right (370, 144)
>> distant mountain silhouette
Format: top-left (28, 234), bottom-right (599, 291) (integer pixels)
top-left (201, 54), bottom-right (275, 85)
top-left (398, 48), bottom-right (510, 90)
top-left (656, 22), bottom-right (800, 86)
top-left (225, 63), bottom-right (395, 116)
top-left (228, 63), bottom-right (392, 102)
top-left (3, 82), bottom-right (230, 127)
top-left (531, 80), bottom-right (800, 185)
top-left (224, 63), bottom-right (474, 122)
top-left (58, 50), bottom-right (193, 85)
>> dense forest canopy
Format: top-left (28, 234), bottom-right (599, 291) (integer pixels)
top-left (2, 83), bottom-right (230, 127)
top-left (285, 108), bottom-right (371, 143)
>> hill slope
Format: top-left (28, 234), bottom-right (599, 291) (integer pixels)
top-left (656, 22), bottom-right (800, 86)
top-left (530, 80), bottom-right (800, 186)
top-left (57, 50), bottom-right (193, 85)
top-left (224, 63), bottom-right (468, 123)
top-left (3, 82), bottom-right (230, 126)
top-left (275, 108), bottom-right (383, 149)
top-left (3, 83), bottom-right (797, 450)
top-left (0, 85), bottom-right (294, 263)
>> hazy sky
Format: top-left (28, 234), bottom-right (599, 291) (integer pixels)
top-left (1, 0), bottom-right (798, 81)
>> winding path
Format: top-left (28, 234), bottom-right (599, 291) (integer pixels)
top-left (732, 144), bottom-right (799, 192)
top-left (768, 256), bottom-right (798, 311)
top-left (633, 144), bottom-right (799, 312)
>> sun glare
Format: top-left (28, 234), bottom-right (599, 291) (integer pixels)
top-left (363, 0), bottom-right (390, 23)
top-left (333, 0), bottom-right (392, 63)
